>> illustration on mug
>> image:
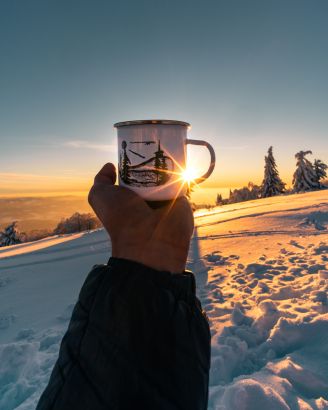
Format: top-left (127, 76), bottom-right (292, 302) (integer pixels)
top-left (119, 140), bottom-right (174, 186)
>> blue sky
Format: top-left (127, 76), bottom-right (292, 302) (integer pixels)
top-left (0, 0), bottom-right (327, 195)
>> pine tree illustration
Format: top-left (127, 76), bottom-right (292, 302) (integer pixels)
top-left (261, 146), bottom-right (286, 197)
top-left (293, 150), bottom-right (318, 192)
top-left (160, 154), bottom-right (169, 184)
top-left (121, 141), bottom-right (131, 183)
top-left (154, 141), bottom-right (165, 185)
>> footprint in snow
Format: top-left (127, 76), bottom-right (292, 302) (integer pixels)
top-left (228, 254), bottom-right (240, 260)
top-left (319, 270), bottom-right (328, 279)
top-left (56, 303), bottom-right (75, 322)
top-left (299, 216), bottom-right (326, 231)
top-left (313, 244), bottom-right (328, 255)
top-left (205, 253), bottom-right (230, 265)
top-left (0, 277), bottom-right (11, 288)
top-left (39, 329), bottom-right (65, 351)
top-left (0, 314), bottom-right (17, 329)
top-left (288, 267), bottom-right (303, 276)
top-left (289, 240), bottom-right (305, 249)
top-left (307, 264), bottom-right (326, 274)
top-left (15, 328), bottom-right (35, 341)
top-left (279, 275), bottom-right (295, 282)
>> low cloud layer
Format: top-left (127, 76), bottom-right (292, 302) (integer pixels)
top-left (64, 140), bottom-right (117, 152)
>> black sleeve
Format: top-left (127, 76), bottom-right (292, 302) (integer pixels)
top-left (36, 258), bottom-right (211, 410)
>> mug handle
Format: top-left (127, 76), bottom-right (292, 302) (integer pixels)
top-left (186, 139), bottom-right (216, 184)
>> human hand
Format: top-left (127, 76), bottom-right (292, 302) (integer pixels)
top-left (88, 163), bottom-right (194, 273)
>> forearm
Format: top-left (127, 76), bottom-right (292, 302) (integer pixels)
top-left (111, 241), bottom-right (189, 273)
top-left (37, 258), bottom-right (210, 410)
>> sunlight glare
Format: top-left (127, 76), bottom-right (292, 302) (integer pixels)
top-left (182, 167), bottom-right (198, 183)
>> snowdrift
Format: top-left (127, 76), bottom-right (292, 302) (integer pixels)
top-left (0, 191), bottom-right (327, 410)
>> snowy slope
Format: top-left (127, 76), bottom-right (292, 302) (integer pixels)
top-left (0, 191), bottom-right (327, 410)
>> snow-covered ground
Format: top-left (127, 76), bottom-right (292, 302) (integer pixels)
top-left (0, 190), bottom-right (327, 410)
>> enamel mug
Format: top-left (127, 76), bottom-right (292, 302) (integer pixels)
top-left (114, 120), bottom-right (216, 201)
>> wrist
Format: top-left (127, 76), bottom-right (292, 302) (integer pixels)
top-left (112, 242), bottom-right (188, 274)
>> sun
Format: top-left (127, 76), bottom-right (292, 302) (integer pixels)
top-left (181, 167), bottom-right (198, 183)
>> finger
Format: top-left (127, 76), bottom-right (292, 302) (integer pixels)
top-left (94, 163), bottom-right (117, 185)
top-left (88, 184), bottom-right (152, 233)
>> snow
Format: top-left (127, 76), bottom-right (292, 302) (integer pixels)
top-left (0, 190), bottom-right (327, 409)
top-left (0, 233), bottom-right (86, 259)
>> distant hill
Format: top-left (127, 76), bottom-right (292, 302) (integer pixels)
top-left (0, 195), bottom-right (92, 232)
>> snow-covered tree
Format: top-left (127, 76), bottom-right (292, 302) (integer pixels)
top-left (313, 159), bottom-right (327, 188)
top-left (248, 181), bottom-right (261, 199)
top-left (216, 194), bottom-right (223, 206)
top-left (228, 182), bottom-right (260, 204)
top-left (292, 150), bottom-right (319, 192)
top-left (260, 147), bottom-right (286, 197)
top-left (53, 212), bottom-right (102, 235)
top-left (0, 222), bottom-right (21, 247)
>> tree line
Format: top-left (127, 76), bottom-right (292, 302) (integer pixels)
top-left (0, 212), bottom-right (102, 247)
top-left (216, 148), bottom-right (327, 205)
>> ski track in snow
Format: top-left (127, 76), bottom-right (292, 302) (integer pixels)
top-left (196, 204), bottom-right (328, 229)
top-left (0, 190), bottom-right (328, 410)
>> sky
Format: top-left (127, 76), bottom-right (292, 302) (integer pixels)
top-left (0, 0), bottom-right (327, 200)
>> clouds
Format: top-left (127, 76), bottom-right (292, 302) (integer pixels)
top-left (0, 172), bottom-right (86, 181)
top-left (0, 139), bottom-right (118, 196)
top-left (0, 172), bottom-right (91, 196)
top-left (0, 172), bottom-right (49, 180)
top-left (63, 140), bottom-right (117, 152)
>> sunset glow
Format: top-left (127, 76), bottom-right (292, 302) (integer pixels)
top-left (181, 167), bottom-right (199, 183)
top-left (0, 1), bottom-right (327, 204)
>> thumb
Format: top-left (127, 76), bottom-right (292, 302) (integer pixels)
top-left (94, 163), bottom-right (117, 185)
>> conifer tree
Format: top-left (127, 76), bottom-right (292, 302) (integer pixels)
top-left (261, 146), bottom-right (286, 197)
top-left (313, 159), bottom-right (327, 188)
top-left (292, 150), bottom-right (318, 192)
top-left (0, 222), bottom-right (21, 247)
top-left (216, 194), bottom-right (223, 206)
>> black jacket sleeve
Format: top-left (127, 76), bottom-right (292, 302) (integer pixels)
top-left (36, 257), bottom-right (211, 410)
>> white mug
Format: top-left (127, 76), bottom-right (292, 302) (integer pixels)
top-left (114, 120), bottom-right (216, 201)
